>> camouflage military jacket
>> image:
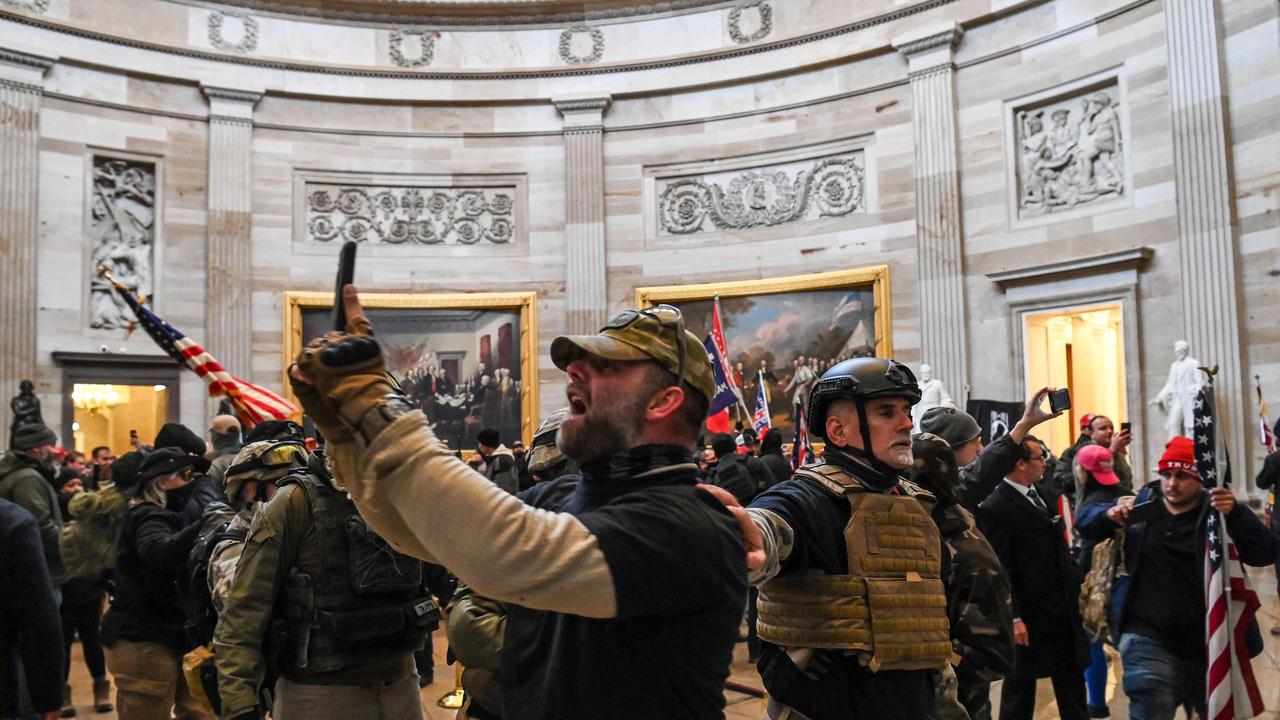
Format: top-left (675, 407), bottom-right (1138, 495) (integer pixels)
top-left (934, 502), bottom-right (1015, 685)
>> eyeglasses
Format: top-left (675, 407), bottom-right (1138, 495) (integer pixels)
top-left (1026, 454), bottom-right (1046, 463)
top-left (604, 304), bottom-right (687, 387)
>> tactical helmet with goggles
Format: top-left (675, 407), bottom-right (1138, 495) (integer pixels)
top-left (223, 440), bottom-right (309, 504)
top-left (527, 408), bottom-right (570, 476)
top-left (806, 357), bottom-right (921, 476)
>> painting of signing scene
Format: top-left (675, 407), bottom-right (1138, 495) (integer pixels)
top-left (637, 266), bottom-right (890, 439)
top-left (286, 291), bottom-right (538, 452)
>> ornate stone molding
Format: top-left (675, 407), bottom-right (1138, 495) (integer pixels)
top-left (558, 26), bottom-right (604, 65)
top-left (185, 0), bottom-right (730, 26)
top-left (90, 157), bottom-right (157, 330)
top-left (0, 48), bottom-right (55, 89)
top-left (1010, 76), bottom-right (1125, 221)
top-left (389, 29), bottom-right (435, 68)
top-left (553, 94), bottom-right (611, 132)
top-left (656, 152), bottom-right (865, 235)
top-left (0, 0), bottom-right (49, 13)
top-left (892, 26), bottom-right (962, 57)
top-left (728, 1), bottom-right (772, 45)
top-left (202, 85), bottom-right (262, 124)
top-left (208, 10), bottom-right (260, 54)
top-left (305, 184), bottom-right (517, 245)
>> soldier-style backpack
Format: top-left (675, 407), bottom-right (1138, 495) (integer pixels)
top-left (1078, 529), bottom-right (1126, 644)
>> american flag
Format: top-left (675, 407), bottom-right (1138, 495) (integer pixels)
top-left (102, 271), bottom-right (297, 427)
top-left (752, 370), bottom-right (771, 435)
top-left (790, 401), bottom-right (812, 470)
top-left (1198, 379), bottom-right (1264, 720)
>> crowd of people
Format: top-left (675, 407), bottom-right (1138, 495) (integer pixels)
top-left (2, 289), bottom-right (1277, 720)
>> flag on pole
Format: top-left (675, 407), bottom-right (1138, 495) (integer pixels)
top-left (791, 402), bottom-right (812, 470)
top-left (1256, 376), bottom-right (1274, 454)
top-left (1198, 376), bottom-right (1265, 720)
top-left (703, 334), bottom-right (741, 418)
top-left (752, 371), bottom-right (771, 435)
top-left (100, 269), bottom-right (298, 428)
top-left (710, 297), bottom-right (744, 398)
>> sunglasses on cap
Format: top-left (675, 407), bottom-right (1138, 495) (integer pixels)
top-left (603, 304), bottom-right (687, 387)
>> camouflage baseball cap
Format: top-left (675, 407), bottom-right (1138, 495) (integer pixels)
top-left (550, 306), bottom-right (716, 402)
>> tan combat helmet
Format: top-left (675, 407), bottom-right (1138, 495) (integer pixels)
top-left (223, 439), bottom-right (308, 506)
top-left (527, 408), bottom-right (571, 475)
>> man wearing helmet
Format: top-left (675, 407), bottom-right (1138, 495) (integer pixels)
top-left (740, 357), bottom-right (952, 720)
top-left (213, 424), bottom-right (440, 720)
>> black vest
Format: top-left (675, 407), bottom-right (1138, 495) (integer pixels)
top-left (274, 471), bottom-right (439, 675)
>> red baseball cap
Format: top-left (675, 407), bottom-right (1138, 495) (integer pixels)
top-left (1079, 413), bottom-right (1097, 430)
top-left (1076, 444), bottom-right (1119, 486)
top-left (1157, 436), bottom-right (1199, 480)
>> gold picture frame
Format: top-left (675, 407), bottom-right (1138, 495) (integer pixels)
top-left (284, 291), bottom-right (539, 449)
top-left (637, 266), bottom-right (891, 440)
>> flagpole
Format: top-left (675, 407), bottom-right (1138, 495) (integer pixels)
top-left (712, 294), bottom-right (753, 419)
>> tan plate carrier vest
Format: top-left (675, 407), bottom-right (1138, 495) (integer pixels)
top-left (757, 462), bottom-right (953, 672)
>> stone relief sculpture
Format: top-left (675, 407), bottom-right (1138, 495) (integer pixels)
top-left (658, 152), bottom-right (864, 235)
top-left (1015, 83), bottom-right (1123, 217)
top-left (559, 25), bottom-right (604, 64)
top-left (209, 10), bottom-right (260, 53)
top-left (306, 185), bottom-right (516, 245)
top-left (90, 157), bottom-right (155, 330)
top-left (390, 29), bottom-right (436, 68)
top-left (728, 1), bottom-right (772, 44)
top-left (1149, 339), bottom-right (1205, 439)
top-left (0, 0), bottom-right (49, 13)
top-left (10, 380), bottom-right (43, 446)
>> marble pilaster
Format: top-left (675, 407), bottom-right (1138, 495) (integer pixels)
top-left (554, 94), bottom-right (611, 334)
top-left (1163, 2), bottom-right (1248, 486)
top-left (894, 25), bottom-right (967, 403)
top-left (0, 50), bottom-right (52, 433)
top-left (202, 85), bottom-right (260, 397)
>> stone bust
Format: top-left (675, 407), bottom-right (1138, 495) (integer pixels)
top-left (914, 364), bottom-right (956, 434)
top-left (1149, 340), bottom-right (1204, 439)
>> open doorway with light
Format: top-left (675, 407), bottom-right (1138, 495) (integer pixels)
top-left (71, 383), bottom-right (170, 456)
top-left (1023, 303), bottom-right (1127, 456)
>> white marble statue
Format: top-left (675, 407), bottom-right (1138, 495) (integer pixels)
top-left (1149, 340), bottom-right (1205, 439)
top-left (913, 363), bottom-right (957, 434)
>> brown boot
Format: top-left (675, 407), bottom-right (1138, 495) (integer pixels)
top-left (59, 684), bottom-right (76, 717)
top-left (92, 676), bottom-right (113, 713)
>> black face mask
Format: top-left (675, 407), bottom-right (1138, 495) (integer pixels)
top-left (164, 480), bottom-right (198, 511)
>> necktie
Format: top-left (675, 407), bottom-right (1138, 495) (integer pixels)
top-left (1026, 487), bottom-right (1048, 513)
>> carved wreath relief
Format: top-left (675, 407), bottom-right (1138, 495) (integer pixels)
top-left (208, 10), bottom-right (259, 54)
top-left (1015, 83), bottom-right (1124, 217)
top-left (90, 157), bottom-right (155, 330)
top-left (728, 1), bottom-right (772, 44)
top-left (658, 152), bottom-right (865, 235)
top-left (390, 30), bottom-right (435, 68)
top-left (559, 26), bottom-right (604, 64)
top-left (306, 185), bottom-right (515, 245)
top-left (0, 0), bottom-right (50, 13)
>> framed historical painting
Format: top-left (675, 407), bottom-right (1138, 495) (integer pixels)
top-left (636, 266), bottom-right (891, 439)
top-left (284, 291), bottom-right (538, 452)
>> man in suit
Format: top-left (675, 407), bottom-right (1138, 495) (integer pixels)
top-left (978, 434), bottom-right (1089, 720)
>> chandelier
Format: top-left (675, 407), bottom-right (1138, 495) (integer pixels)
top-left (72, 384), bottom-right (131, 413)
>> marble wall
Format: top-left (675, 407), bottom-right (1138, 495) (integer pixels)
top-left (4, 0), bottom-right (1277, 489)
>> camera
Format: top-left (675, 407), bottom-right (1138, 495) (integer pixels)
top-left (1048, 388), bottom-right (1071, 413)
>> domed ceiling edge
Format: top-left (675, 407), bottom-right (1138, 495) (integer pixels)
top-left (183, 0), bottom-right (735, 25)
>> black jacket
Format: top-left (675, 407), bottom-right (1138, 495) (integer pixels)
top-left (709, 455), bottom-right (756, 505)
top-left (0, 499), bottom-right (64, 716)
top-left (758, 450), bottom-right (793, 490)
top-left (954, 434), bottom-right (1029, 514)
top-left (101, 501), bottom-right (203, 651)
top-left (1255, 452), bottom-right (1280, 529)
top-left (1051, 433), bottom-right (1092, 505)
top-left (977, 481), bottom-right (1089, 677)
top-left (1077, 481), bottom-right (1273, 656)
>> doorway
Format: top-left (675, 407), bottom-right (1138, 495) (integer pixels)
top-left (71, 383), bottom-right (170, 456)
top-left (1023, 303), bottom-right (1127, 455)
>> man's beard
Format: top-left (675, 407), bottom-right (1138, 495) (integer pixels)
top-left (558, 386), bottom-right (648, 465)
top-left (883, 444), bottom-right (913, 470)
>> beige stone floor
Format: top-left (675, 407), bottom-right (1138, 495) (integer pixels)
top-left (65, 566), bottom-right (1280, 718)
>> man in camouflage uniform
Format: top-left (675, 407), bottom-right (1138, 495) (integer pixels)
top-left (213, 442), bottom-right (439, 720)
top-left (912, 434), bottom-right (1014, 720)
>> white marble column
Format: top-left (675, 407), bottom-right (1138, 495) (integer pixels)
top-left (202, 86), bottom-right (260, 390)
top-left (1163, 2), bottom-right (1248, 484)
top-left (894, 25), bottom-right (968, 403)
top-left (554, 94), bottom-right (611, 334)
top-left (0, 50), bottom-right (52, 432)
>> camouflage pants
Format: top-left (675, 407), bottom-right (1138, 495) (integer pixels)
top-left (929, 665), bottom-right (972, 720)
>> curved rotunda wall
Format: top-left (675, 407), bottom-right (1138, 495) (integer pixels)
top-left (3, 0), bottom-right (1277, 490)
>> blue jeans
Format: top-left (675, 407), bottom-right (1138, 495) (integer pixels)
top-left (1118, 633), bottom-right (1205, 720)
top-left (1083, 641), bottom-right (1108, 708)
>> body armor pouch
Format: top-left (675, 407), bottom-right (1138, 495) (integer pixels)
top-left (757, 463), bottom-right (952, 672)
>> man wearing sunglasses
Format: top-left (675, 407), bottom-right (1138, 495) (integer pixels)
top-left (730, 357), bottom-right (953, 720)
top-left (288, 287), bottom-right (746, 720)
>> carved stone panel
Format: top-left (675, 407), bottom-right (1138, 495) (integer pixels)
top-left (728, 1), bottom-right (772, 44)
top-left (1012, 78), bottom-right (1125, 219)
top-left (90, 157), bottom-right (156, 330)
top-left (390, 29), bottom-right (435, 68)
top-left (0, 0), bottom-right (49, 13)
top-left (656, 151), bottom-right (865, 236)
top-left (305, 184), bottom-right (517, 245)
top-left (559, 26), bottom-right (604, 65)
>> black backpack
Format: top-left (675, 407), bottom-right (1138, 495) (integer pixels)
top-left (185, 503), bottom-right (241, 648)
